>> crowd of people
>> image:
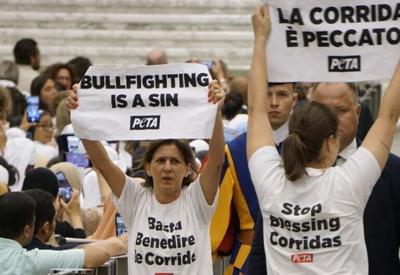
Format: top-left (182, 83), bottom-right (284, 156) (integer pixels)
top-left (0, 4), bottom-right (399, 275)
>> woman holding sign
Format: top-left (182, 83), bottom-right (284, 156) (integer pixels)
top-left (68, 80), bottom-right (224, 275)
top-left (247, 5), bottom-right (400, 275)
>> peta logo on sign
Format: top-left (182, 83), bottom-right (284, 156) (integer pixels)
top-left (130, 115), bottom-right (160, 130)
top-left (291, 253), bottom-right (313, 263)
top-left (328, 55), bottom-right (361, 72)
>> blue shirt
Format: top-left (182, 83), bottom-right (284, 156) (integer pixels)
top-left (0, 237), bottom-right (85, 275)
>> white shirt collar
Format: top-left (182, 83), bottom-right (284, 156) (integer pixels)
top-left (304, 138), bottom-right (357, 175)
top-left (272, 120), bottom-right (289, 145)
top-left (339, 138), bottom-right (357, 160)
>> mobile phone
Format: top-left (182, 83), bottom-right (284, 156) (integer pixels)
top-left (66, 152), bottom-right (90, 168)
top-left (57, 171), bottom-right (73, 203)
top-left (115, 213), bottom-right (128, 237)
top-left (67, 136), bottom-right (79, 153)
top-left (26, 96), bottom-right (40, 123)
top-left (200, 60), bottom-right (213, 70)
top-left (66, 136), bottom-right (89, 168)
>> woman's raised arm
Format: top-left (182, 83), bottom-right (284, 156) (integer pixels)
top-left (199, 81), bottom-right (225, 205)
top-left (247, 5), bottom-right (275, 160)
top-left (68, 85), bottom-right (126, 197)
top-left (361, 61), bottom-right (400, 169)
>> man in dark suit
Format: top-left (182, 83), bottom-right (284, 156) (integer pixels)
top-left (247, 82), bottom-right (400, 275)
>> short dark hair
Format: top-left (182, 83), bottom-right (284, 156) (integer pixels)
top-left (222, 91), bottom-right (244, 120)
top-left (24, 189), bottom-right (56, 235)
top-left (142, 139), bottom-right (198, 188)
top-left (67, 56), bottom-right (92, 83)
top-left (268, 82), bottom-right (297, 91)
top-left (282, 102), bottom-right (338, 181)
top-left (22, 167), bottom-right (59, 198)
top-left (13, 38), bottom-right (38, 65)
top-left (0, 192), bottom-right (36, 239)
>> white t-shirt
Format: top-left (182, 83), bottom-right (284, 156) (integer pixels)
top-left (33, 141), bottom-right (59, 164)
top-left (248, 146), bottom-right (381, 275)
top-left (114, 177), bottom-right (217, 275)
top-left (81, 170), bottom-right (102, 209)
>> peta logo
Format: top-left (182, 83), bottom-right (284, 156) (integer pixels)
top-left (291, 253), bottom-right (313, 263)
top-left (130, 115), bottom-right (160, 130)
top-left (328, 55), bottom-right (361, 72)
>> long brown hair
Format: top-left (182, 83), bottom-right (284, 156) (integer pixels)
top-left (141, 139), bottom-right (198, 188)
top-left (282, 102), bottom-right (338, 181)
top-left (0, 86), bottom-right (11, 121)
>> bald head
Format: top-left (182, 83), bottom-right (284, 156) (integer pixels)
top-left (146, 48), bottom-right (168, 65)
top-left (311, 82), bottom-right (358, 104)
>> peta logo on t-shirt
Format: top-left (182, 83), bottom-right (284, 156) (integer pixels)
top-left (291, 253), bottom-right (313, 263)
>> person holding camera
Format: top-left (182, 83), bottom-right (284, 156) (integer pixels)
top-left (0, 191), bottom-right (127, 275)
top-left (22, 167), bottom-right (86, 239)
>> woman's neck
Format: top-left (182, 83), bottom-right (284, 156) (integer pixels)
top-left (153, 187), bottom-right (181, 204)
top-left (306, 159), bottom-right (331, 169)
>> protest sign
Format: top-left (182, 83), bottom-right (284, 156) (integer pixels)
top-left (262, 0), bottom-right (400, 81)
top-left (71, 63), bottom-right (217, 140)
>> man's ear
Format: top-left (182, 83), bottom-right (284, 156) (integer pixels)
top-left (356, 103), bottom-right (361, 120)
top-left (23, 224), bottom-right (34, 239)
top-left (42, 221), bottom-right (51, 235)
top-left (29, 55), bottom-right (36, 67)
top-left (292, 92), bottom-right (299, 105)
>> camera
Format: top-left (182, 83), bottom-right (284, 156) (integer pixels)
top-left (66, 136), bottom-right (90, 168)
top-left (57, 172), bottom-right (72, 203)
top-left (27, 96), bottom-right (40, 123)
top-left (115, 213), bottom-right (128, 236)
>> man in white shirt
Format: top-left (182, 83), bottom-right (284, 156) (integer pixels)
top-left (13, 38), bottom-right (41, 95)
